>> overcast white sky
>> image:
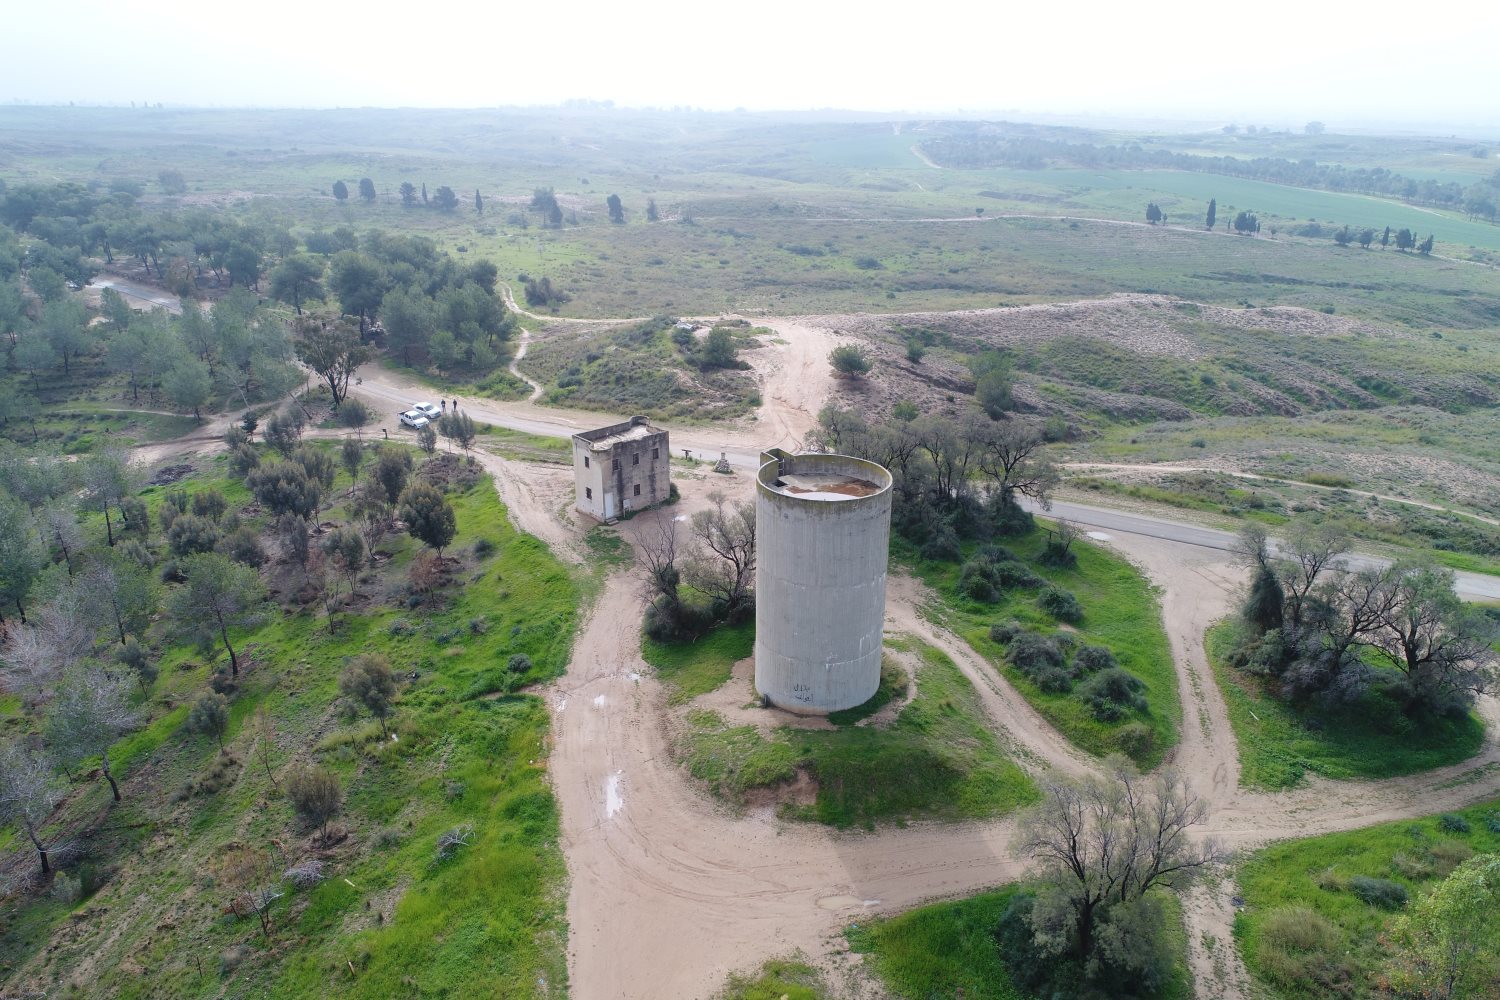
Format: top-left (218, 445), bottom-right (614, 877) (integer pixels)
top-left (5, 0), bottom-right (1498, 129)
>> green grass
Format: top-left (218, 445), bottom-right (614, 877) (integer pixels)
top-left (476, 424), bottom-right (572, 464)
top-left (678, 638), bottom-right (1036, 828)
top-left (716, 958), bottom-right (827, 1000)
top-left (847, 889), bottom-right (1026, 1000)
top-left (1206, 621), bottom-right (1486, 789)
top-left (0, 465), bottom-right (581, 998)
top-left (826, 658), bottom-right (907, 726)
top-left (910, 525), bottom-right (1179, 767)
top-left (642, 618), bottom-right (755, 703)
top-left (848, 886), bottom-right (1191, 1000)
top-left (1236, 800), bottom-right (1500, 999)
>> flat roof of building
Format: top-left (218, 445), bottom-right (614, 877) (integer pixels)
top-left (578, 423), bottom-right (658, 451)
top-left (766, 472), bottom-right (882, 501)
top-left (574, 416), bottom-right (667, 452)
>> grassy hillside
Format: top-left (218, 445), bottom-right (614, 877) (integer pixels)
top-left (0, 456), bottom-right (581, 998)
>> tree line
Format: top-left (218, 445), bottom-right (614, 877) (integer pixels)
top-left (927, 135), bottom-right (1480, 212)
top-left (0, 182), bottom-right (519, 413)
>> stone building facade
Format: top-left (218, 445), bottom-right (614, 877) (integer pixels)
top-left (572, 416), bottom-right (671, 521)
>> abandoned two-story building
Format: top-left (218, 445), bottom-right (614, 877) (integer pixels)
top-left (571, 416), bottom-right (671, 521)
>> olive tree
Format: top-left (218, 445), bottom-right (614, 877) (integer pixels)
top-left (166, 552), bottom-right (269, 677)
top-left (0, 741), bottom-right (64, 874)
top-left (46, 663), bottom-right (141, 801)
top-left (398, 481), bottom-right (456, 557)
top-left (339, 654), bottom-right (398, 737)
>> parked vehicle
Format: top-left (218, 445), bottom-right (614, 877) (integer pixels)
top-left (399, 409), bottom-right (430, 429)
top-left (414, 401), bottom-right (441, 420)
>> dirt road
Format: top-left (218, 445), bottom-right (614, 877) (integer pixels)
top-left (104, 275), bottom-right (1500, 998)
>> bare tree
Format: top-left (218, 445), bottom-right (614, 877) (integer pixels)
top-left (0, 740), bottom-right (64, 874)
top-left (0, 603), bottom-right (95, 709)
top-left (684, 492), bottom-right (756, 615)
top-left (636, 514), bottom-right (681, 607)
top-left (1015, 758), bottom-right (1225, 963)
top-left (1274, 521), bottom-right (1350, 627)
top-left (45, 663), bottom-right (141, 801)
top-left (976, 417), bottom-right (1059, 509)
top-left (253, 705), bottom-right (281, 790)
top-left (1371, 564), bottom-right (1498, 713)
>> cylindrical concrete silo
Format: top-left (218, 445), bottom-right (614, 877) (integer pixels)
top-left (755, 449), bottom-right (893, 715)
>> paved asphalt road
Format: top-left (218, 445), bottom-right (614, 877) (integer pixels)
top-left (1028, 498), bottom-right (1500, 603)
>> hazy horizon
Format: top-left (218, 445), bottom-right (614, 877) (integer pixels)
top-left (7, 0), bottom-right (1500, 134)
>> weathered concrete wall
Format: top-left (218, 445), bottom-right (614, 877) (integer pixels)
top-left (572, 417), bottom-right (670, 521)
top-left (754, 451), bottom-right (893, 715)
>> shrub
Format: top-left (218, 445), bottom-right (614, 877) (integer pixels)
top-left (336, 398), bottom-right (371, 427)
top-left (168, 514), bottom-right (221, 557)
top-left (1438, 813), bottom-right (1471, 834)
top-left (829, 344), bottom-right (873, 377)
top-left (192, 490), bottom-right (227, 522)
top-left (1256, 907), bottom-right (1355, 992)
top-left (507, 654), bottom-right (532, 674)
top-left (1010, 632), bottom-right (1077, 692)
top-left (993, 893), bottom-right (1048, 991)
top-left (1350, 876), bottom-right (1408, 909)
top-left (230, 443), bottom-right (260, 476)
top-left (1486, 811), bottom-right (1500, 834)
top-left (219, 526), bottom-right (266, 568)
top-left (989, 620), bottom-right (1022, 645)
top-left (919, 522), bottom-right (961, 562)
top-left (1430, 840), bottom-right (1475, 877)
top-left (1390, 852), bottom-right (1434, 880)
top-left (1009, 632), bottom-right (1064, 673)
top-left (472, 537), bottom-right (496, 558)
top-left (1074, 645), bottom-right (1118, 674)
top-left (958, 559), bottom-right (1001, 602)
top-left (285, 766), bottom-right (343, 842)
top-left (1077, 668), bottom-right (1148, 722)
top-left (992, 561), bottom-right (1043, 588)
top-left (120, 497), bottom-right (149, 536)
top-left (1115, 721), bottom-right (1154, 760)
top-left (1038, 586), bottom-right (1082, 623)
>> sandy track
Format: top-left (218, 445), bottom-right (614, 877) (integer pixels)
top-left (102, 275), bottom-right (1500, 998)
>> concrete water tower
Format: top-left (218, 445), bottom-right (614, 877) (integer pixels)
top-left (754, 448), bottom-right (894, 715)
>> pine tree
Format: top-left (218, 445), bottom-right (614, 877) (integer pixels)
top-left (475, 189), bottom-right (483, 215)
top-left (1205, 198), bottom-right (1216, 230)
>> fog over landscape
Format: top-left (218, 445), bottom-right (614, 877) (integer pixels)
top-left (6, 0), bottom-right (1500, 129)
